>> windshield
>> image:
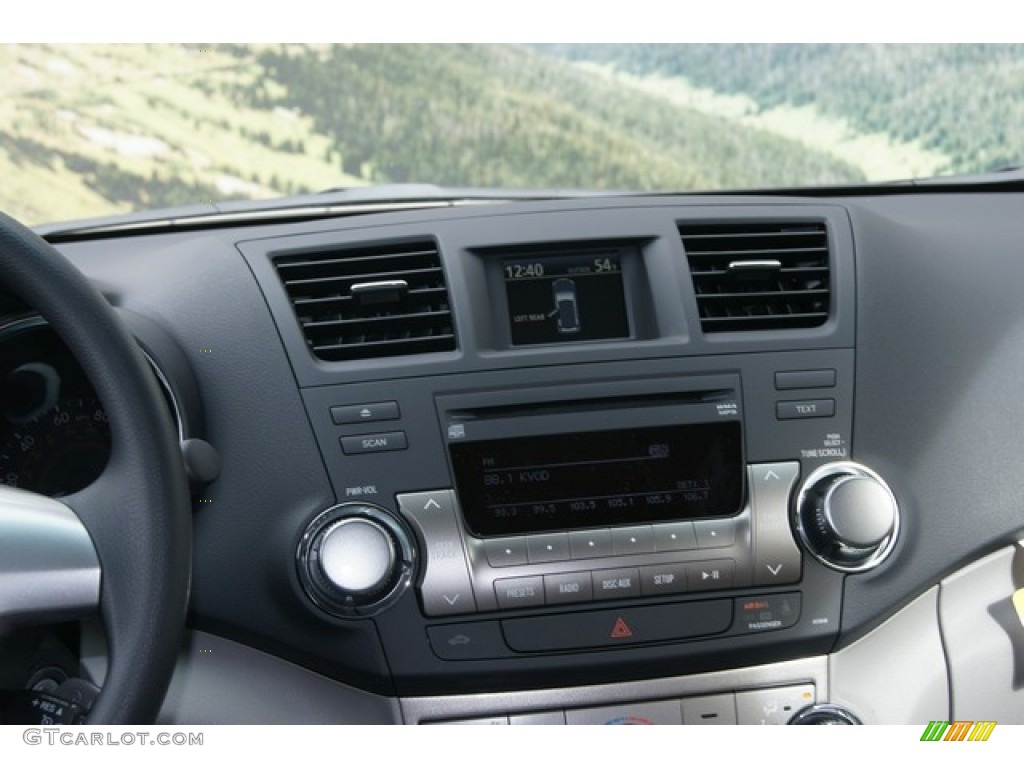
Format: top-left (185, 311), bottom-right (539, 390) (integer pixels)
top-left (2, 43), bottom-right (1018, 225)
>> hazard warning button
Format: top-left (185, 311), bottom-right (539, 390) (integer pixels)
top-left (501, 600), bottom-right (732, 652)
top-left (610, 617), bottom-right (633, 638)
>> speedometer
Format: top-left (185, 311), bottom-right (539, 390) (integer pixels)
top-left (0, 396), bottom-right (111, 495)
top-left (0, 318), bottom-right (113, 496)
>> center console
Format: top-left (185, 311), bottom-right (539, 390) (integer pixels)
top-left (238, 203), bottom-right (896, 721)
top-left (292, 350), bottom-right (870, 699)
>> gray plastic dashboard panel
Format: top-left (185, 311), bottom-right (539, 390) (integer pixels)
top-left (840, 193), bottom-right (1024, 645)
top-left (232, 201), bottom-right (858, 695)
top-left (48, 190), bottom-right (1024, 711)
top-left (239, 201), bottom-right (855, 388)
top-left (156, 630), bottom-right (400, 724)
top-left (49, 197), bottom-right (858, 698)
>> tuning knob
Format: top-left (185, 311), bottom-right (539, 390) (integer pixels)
top-left (794, 462), bottom-right (899, 572)
top-left (297, 503), bottom-right (415, 617)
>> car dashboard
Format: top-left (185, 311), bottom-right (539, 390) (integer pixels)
top-left (3, 189), bottom-right (1024, 725)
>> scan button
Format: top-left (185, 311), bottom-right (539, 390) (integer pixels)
top-left (340, 431), bottom-right (407, 455)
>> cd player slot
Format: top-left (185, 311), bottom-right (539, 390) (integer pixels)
top-left (447, 389), bottom-right (734, 422)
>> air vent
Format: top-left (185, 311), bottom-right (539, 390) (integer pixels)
top-left (275, 240), bottom-right (456, 361)
top-left (680, 221), bottom-right (830, 333)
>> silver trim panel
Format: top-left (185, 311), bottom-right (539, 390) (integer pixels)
top-left (400, 656), bottom-right (826, 724)
top-left (829, 587), bottom-right (947, 724)
top-left (0, 485), bottom-right (100, 629)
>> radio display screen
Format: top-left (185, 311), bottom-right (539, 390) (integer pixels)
top-left (449, 423), bottom-right (743, 537)
top-left (504, 251), bottom-right (629, 345)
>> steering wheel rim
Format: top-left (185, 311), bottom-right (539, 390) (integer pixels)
top-left (0, 211), bottom-right (191, 723)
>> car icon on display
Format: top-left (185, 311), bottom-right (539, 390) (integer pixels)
top-left (552, 277), bottom-right (580, 334)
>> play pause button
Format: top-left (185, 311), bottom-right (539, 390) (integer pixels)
top-left (686, 560), bottom-right (735, 591)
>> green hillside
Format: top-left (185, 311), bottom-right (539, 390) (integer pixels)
top-left (237, 44), bottom-right (862, 191)
top-left (536, 44), bottom-right (1024, 175)
top-left (0, 43), bottom-right (862, 225)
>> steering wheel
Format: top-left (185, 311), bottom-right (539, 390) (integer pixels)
top-left (0, 212), bottom-right (191, 723)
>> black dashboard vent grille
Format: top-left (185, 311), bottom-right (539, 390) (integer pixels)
top-left (275, 239), bottom-right (456, 361)
top-left (680, 221), bottom-right (830, 333)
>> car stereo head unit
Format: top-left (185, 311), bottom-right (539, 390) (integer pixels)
top-left (388, 374), bottom-right (802, 620)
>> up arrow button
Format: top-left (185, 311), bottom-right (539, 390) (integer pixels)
top-left (396, 489), bottom-right (478, 616)
top-left (749, 462), bottom-right (802, 587)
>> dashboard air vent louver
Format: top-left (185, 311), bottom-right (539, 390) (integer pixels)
top-left (275, 240), bottom-right (456, 361)
top-left (680, 221), bottom-right (830, 333)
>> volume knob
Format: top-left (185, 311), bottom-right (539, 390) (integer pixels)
top-left (298, 503), bottom-right (415, 617)
top-left (319, 518), bottom-right (396, 595)
top-left (794, 462), bottom-right (899, 572)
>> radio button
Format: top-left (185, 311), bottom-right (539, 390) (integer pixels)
top-left (592, 567), bottom-right (641, 599)
top-left (569, 529), bottom-right (612, 559)
top-left (485, 537), bottom-right (528, 567)
top-left (612, 525), bottom-right (654, 556)
top-left (694, 519), bottom-right (736, 549)
top-left (494, 576), bottom-right (545, 609)
top-left (653, 522), bottom-right (697, 552)
top-left (686, 560), bottom-right (735, 591)
top-left (544, 572), bottom-right (594, 605)
top-left (639, 563), bottom-right (687, 596)
top-left (527, 533), bottom-right (570, 564)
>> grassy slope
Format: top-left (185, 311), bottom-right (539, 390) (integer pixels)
top-left (0, 44), bottom-right (363, 224)
top-left (1, 44), bottom-right (862, 226)
top-left (247, 44), bottom-right (863, 192)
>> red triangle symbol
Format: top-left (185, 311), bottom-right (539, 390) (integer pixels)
top-left (610, 617), bottom-right (633, 638)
